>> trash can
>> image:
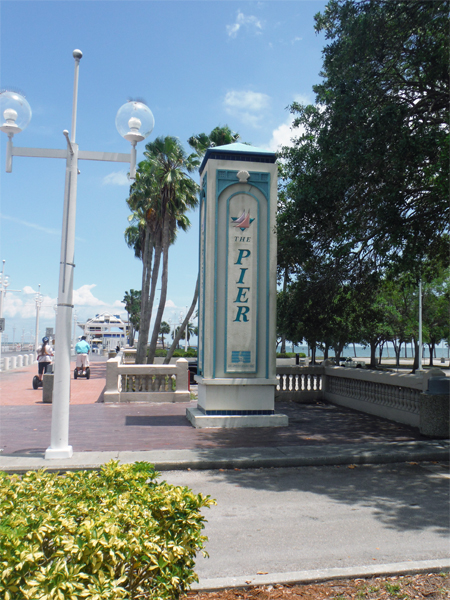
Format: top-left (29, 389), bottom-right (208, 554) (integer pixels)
top-left (188, 361), bottom-right (198, 385)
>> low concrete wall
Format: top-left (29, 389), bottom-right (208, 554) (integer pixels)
top-left (276, 366), bottom-right (323, 403)
top-left (104, 355), bottom-right (190, 403)
top-left (276, 364), bottom-right (447, 436)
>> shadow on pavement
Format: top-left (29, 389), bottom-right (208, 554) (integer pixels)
top-left (199, 461), bottom-right (450, 537)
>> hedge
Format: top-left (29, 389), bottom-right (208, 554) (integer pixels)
top-left (0, 461), bottom-right (215, 600)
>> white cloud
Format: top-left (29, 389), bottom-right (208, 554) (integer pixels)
top-left (73, 284), bottom-right (106, 307)
top-left (224, 90), bottom-right (270, 112)
top-left (226, 10), bottom-right (263, 38)
top-left (165, 299), bottom-right (176, 308)
top-left (292, 37), bottom-right (303, 44)
top-left (265, 117), bottom-right (297, 151)
top-left (102, 171), bottom-right (130, 186)
top-left (224, 90), bottom-right (271, 128)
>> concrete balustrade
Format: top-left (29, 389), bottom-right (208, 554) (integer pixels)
top-left (1, 353), bottom-right (37, 371)
top-left (104, 355), bottom-right (190, 403)
top-left (276, 364), bottom-right (448, 437)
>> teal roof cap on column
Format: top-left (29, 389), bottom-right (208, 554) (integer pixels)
top-left (199, 142), bottom-right (276, 175)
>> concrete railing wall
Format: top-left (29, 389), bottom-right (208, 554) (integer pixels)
top-left (276, 364), bottom-right (447, 431)
top-left (104, 354), bottom-right (190, 403)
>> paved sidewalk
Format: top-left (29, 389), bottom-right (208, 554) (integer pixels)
top-left (1, 360), bottom-right (449, 588)
top-left (0, 357), bottom-right (448, 472)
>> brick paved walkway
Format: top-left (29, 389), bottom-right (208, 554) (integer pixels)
top-left (0, 357), bottom-right (426, 455)
top-left (0, 360), bottom-right (106, 406)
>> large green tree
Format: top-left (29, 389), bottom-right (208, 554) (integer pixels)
top-left (279, 0), bottom-right (449, 275)
top-left (126, 136), bottom-right (199, 364)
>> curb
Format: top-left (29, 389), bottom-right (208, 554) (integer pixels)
top-left (192, 558), bottom-right (450, 591)
top-left (0, 441), bottom-right (448, 474)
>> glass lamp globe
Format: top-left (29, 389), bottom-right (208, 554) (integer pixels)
top-left (0, 91), bottom-right (32, 135)
top-left (115, 101), bottom-right (154, 144)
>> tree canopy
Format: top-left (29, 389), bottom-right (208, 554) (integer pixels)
top-left (188, 125), bottom-right (240, 157)
top-left (279, 0), bottom-right (449, 276)
top-left (125, 136), bottom-right (199, 363)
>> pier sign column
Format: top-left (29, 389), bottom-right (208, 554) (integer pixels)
top-left (186, 143), bottom-right (288, 428)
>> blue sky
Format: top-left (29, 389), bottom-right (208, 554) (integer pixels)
top-left (0, 0), bottom-right (327, 344)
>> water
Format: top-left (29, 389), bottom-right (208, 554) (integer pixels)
top-left (287, 343), bottom-right (450, 359)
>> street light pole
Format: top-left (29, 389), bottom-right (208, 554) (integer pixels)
top-left (0, 50), bottom-right (154, 459)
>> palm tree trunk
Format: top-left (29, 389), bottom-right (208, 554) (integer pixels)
top-left (136, 226), bottom-right (153, 362)
top-left (164, 275), bottom-right (199, 364)
top-left (147, 214), bottom-right (170, 363)
top-left (136, 226), bottom-right (155, 363)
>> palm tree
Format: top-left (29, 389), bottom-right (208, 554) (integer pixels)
top-left (126, 135), bottom-right (199, 364)
top-left (122, 289), bottom-right (141, 346)
top-left (159, 321), bottom-right (170, 349)
top-left (188, 125), bottom-right (240, 157)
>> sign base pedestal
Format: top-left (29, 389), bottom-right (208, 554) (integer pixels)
top-left (187, 377), bottom-right (288, 428)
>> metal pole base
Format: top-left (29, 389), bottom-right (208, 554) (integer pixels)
top-left (45, 445), bottom-right (73, 460)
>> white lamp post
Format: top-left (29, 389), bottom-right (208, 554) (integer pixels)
top-left (34, 284), bottom-right (43, 353)
top-left (0, 50), bottom-right (154, 459)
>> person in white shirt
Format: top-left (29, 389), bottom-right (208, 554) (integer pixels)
top-left (36, 336), bottom-right (54, 382)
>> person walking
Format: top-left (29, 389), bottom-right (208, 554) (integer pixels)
top-left (75, 335), bottom-right (90, 375)
top-left (36, 336), bottom-right (54, 383)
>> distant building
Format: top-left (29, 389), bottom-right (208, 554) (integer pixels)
top-left (78, 313), bottom-right (130, 349)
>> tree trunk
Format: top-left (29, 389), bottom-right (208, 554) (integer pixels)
top-left (393, 339), bottom-right (401, 367)
top-left (324, 346), bottom-right (329, 360)
top-left (378, 341), bottom-right (384, 365)
top-left (136, 226), bottom-right (154, 363)
top-left (429, 343), bottom-right (435, 367)
top-left (411, 339), bottom-right (419, 372)
top-left (147, 215), bottom-right (170, 364)
top-left (369, 340), bottom-right (377, 369)
top-left (280, 266), bottom-right (289, 354)
top-left (164, 275), bottom-right (199, 364)
top-left (334, 342), bottom-right (344, 364)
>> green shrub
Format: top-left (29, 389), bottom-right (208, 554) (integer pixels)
top-left (154, 349), bottom-right (168, 358)
top-left (0, 461), bottom-right (215, 600)
top-left (184, 349), bottom-right (197, 358)
top-left (172, 350), bottom-right (185, 357)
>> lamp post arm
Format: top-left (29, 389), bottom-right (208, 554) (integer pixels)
top-left (11, 146), bottom-right (67, 159)
top-left (78, 150), bottom-right (131, 163)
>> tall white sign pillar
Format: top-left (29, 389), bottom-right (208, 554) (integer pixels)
top-left (187, 143), bottom-right (288, 428)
